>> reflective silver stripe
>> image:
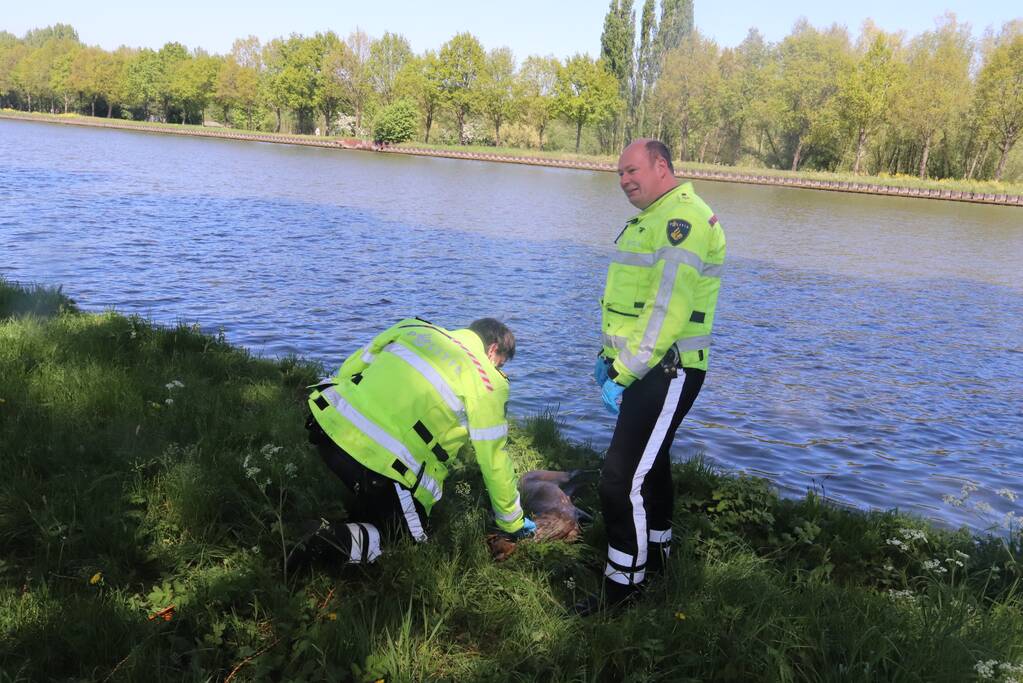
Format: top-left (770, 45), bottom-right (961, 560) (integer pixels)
top-left (321, 387), bottom-right (443, 503)
top-left (702, 262), bottom-right (724, 278)
top-left (608, 545), bottom-right (635, 567)
top-left (469, 423), bottom-right (508, 441)
top-left (633, 260), bottom-right (680, 367)
top-left (362, 523), bottom-right (382, 562)
top-left (612, 247), bottom-right (722, 277)
top-left (604, 563), bottom-right (645, 586)
top-left (494, 493), bottom-right (523, 522)
top-left (675, 335), bottom-right (712, 351)
top-left (361, 350), bottom-right (375, 364)
top-left (604, 332), bottom-right (711, 373)
top-left (346, 522), bottom-right (364, 563)
top-left (384, 343), bottom-right (467, 427)
top-left (395, 485), bottom-right (428, 542)
top-left (649, 528), bottom-right (672, 543)
top-left (629, 375), bottom-right (685, 569)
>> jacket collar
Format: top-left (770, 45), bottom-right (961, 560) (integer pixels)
top-left (634, 181), bottom-right (694, 219)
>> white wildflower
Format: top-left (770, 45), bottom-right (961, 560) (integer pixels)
top-left (975, 660), bottom-right (997, 679)
top-left (887, 589), bottom-right (914, 603)
top-left (944, 557), bottom-right (964, 568)
top-left (975, 501), bottom-right (994, 515)
top-left (886, 538), bottom-right (906, 549)
top-left (260, 444), bottom-right (283, 462)
top-left (164, 380), bottom-right (185, 391)
top-left (164, 398), bottom-right (174, 406)
top-left (955, 550), bottom-right (970, 559)
top-left (942, 493), bottom-right (963, 507)
top-left (284, 462), bottom-right (298, 478)
top-left (900, 528), bottom-right (926, 543)
top-left (996, 488), bottom-right (1017, 502)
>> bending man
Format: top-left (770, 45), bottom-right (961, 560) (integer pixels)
top-left (585, 139), bottom-right (727, 612)
top-left (302, 317), bottom-right (534, 565)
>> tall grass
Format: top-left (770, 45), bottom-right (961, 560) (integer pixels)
top-left (1, 278), bottom-right (1021, 681)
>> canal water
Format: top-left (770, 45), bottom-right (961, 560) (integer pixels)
top-left (2, 118), bottom-right (1021, 531)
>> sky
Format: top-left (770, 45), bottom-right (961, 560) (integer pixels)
top-left (3, 1), bottom-right (1019, 58)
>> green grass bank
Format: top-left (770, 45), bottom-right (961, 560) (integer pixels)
top-left (4, 110), bottom-right (1022, 206)
top-left (2, 278), bottom-right (1022, 682)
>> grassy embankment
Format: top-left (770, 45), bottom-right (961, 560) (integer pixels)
top-left (2, 277), bottom-right (1022, 681)
top-left (5, 109), bottom-right (1022, 198)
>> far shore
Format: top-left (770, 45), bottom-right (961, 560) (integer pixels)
top-left (4, 110), bottom-right (1021, 207)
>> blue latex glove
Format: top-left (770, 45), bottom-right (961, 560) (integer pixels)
top-left (593, 356), bottom-right (610, 386)
top-left (509, 517), bottom-right (537, 540)
top-left (601, 379), bottom-right (625, 415)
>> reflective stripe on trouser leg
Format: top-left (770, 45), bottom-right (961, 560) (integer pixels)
top-left (605, 544), bottom-right (646, 586)
top-left (394, 484), bottom-right (428, 543)
top-left (649, 527), bottom-right (672, 556)
top-left (626, 375), bottom-right (685, 575)
top-left (345, 522), bottom-right (382, 564)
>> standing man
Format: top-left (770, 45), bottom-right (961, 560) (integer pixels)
top-left (583, 139), bottom-right (726, 613)
top-left (301, 317), bottom-right (534, 566)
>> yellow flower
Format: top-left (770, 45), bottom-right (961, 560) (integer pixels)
top-left (89, 572), bottom-right (103, 585)
top-left (327, 612), bottom-right (337, 621)
top-left (674, 611), bottom-right (686, 621)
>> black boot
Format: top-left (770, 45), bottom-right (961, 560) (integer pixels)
top-left (573, 578), bottom-right (640, 617)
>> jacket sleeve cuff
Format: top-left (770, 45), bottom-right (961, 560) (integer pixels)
top-left (609, 359), bottom-right (639, 387)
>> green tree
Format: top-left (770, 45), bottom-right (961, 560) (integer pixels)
top-left (769, 21), bottom-right (852, 170)
top-left (437, 32), bottom-right (486, 144)
top-left (261, 35), bottom-right (321, 133)
top-left (837, 28), bottom-right (901, 174)
top-left (654, 32), bottom-right (723, 162)
top-left (169, 52), bottom-right (219, 124)
top-left (14, 41), bottom-right (55, 111)
top-left (0, 39), bottom-right (27, 109)
top-left (519, 55), bottom-right (559, 148)
top-left (316, 31), bottom-right (348, 134)
top-left (632, 0), bottom-right (656, 136)
top-left (49, 41), bottom-right (79, 113)
top-left (341, 29), bottom-right (373, 130)
top-left (600, 0), bottom-right (634, 146)
top-left (479, 47), bottom-right (521, 146)
top-left (893, 15), bottom-right (972, 179)
top-left (221, 37), bottom-right (262, 128)
top-left (155, 42), bottom-right (189, 121)
top-left (367, 32), bottom-right (412, 105)
top-left (394, 52), bottom-right (444, 142)
top-left (373, 98), bottom-right (419, 143)
top-left (553, 54), bottom-right (621, 153)
top-left (22, 24), bottom-right (79, 48)
top-left (975, 31), bottom-right (1023, 180)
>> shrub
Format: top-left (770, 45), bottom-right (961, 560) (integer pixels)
top-left (372, 100), bottom-right (419, 144)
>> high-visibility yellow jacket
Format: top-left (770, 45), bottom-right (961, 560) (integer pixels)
top-left (308, 319), bottom-right (525, 533)
top-left (601, 182), bottom-right (726, 386)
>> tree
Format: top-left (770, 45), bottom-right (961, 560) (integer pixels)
top-left (600, 0), bottom-right (634, 146)
top-left (437, 32), bottom-right (486, 144)
top-left (169, 53), bottom-right (219, 124)
top-left (654, 31), bottom-right (722, 163)
top-left (373, 98), bottom-right (419, 143)
top-left (893, 15), bottom-right (972, 179)
top-left (260, 35), bottom-right (321, 133)
top-left (155, 42), bottom-right (189, 121)
top-left (341, 29), bottom-right (373, 130)
top-left (479, 47), bottom-right (521, 146)
top-left (632, 0), bottom-right (656, 136)
top-left (553, 54), bottom-right (621, 153)
top-left (519, 55), bottom-right (559, 148)
top-left (837, 28), bottom-right (901, 174)
top-left (769, 21), bottom-right (852, 170)
top-left (316, 32), bottom-right (348, 134)
top-left (394, 52), bottom-right (444, 142)
top-left (367, 32), bottom-right (412, 105)
top-left (975, 31), bottom-right (1023, 180)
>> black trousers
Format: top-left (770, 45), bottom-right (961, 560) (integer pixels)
top-left (599, 364), bottom-right (705, 590)
top-left (305, 415), bottom-right (428, 563)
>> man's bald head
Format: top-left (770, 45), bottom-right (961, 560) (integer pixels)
top-left (617, 139), bottom-right (678, 209)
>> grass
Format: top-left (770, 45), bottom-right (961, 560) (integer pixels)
top-left (2, 277), bottom-right (1023, 681)
top-left (5, 109), bottom-right (1021, 198)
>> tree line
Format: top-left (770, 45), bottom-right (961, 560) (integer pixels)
top-left (1, 6), bottom-right (1022, 181)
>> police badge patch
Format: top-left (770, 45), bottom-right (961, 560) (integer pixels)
top-left (667, 219), bottom-right (691, 245)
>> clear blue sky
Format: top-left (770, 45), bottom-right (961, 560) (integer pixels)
top-left (3, 1), bottom-right (1018, 58)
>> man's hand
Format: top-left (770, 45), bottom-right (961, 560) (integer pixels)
top-left (593, 355), bottom-right (610, 386)
top-left (601, 379), bottom-right (625, 415)
top-left (508, 517), bottom-right (537, 540)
